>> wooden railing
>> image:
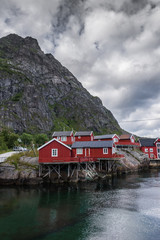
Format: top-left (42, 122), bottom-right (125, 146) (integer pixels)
top-left (39, 154), bottom-right (125, 164)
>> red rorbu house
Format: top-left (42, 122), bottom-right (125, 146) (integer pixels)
top-left (52, 131), bottom-right (74, 145)
top-left (117, 134), bottom-right (138, 147)
top-left (74, 131), bottom-right (94, 142)
top-left (139, 138), bottom-right (160, 159)
top-left (38, 138), bottom-right (72, 163)
top-left (71, 140), bottom-right (116, 160)
top-left (94, 134), bottom-right (119, 144)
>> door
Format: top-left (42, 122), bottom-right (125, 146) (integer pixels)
top-left (85, 148), bottom-right (90, 157)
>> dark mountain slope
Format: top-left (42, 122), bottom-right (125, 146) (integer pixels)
top-left (0, 34), bottom-right (122, 135)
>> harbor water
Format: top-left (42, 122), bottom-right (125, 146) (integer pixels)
top-left (0, 170), bottom-right (160, 240)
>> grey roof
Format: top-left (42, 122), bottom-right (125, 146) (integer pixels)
top-left (72, 140), bottom-right (113, 148)
top-left (94, 134), bottom-right (115, 140)
top-left (139, 138), bottom-right (156, 147)
top-left (52, 131), bottom-right (73, 137)
top-left (75, 131), bottom-right (93, 136)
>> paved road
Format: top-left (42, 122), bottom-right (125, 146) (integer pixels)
top-left (0, 151), bottom-right (18, 163)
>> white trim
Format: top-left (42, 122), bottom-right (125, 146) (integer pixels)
top-left (38, 138), bottom-right (71, 151)
top-left (113, 134), bottom-right (120, 139)
top-left (85, 148), bottom-right (90, 156)
top-left (61, 136), bottom-right (67, 142)
top-left (103, 148), bottom-right (108, 154)
top-left (76, 148), bottom-right (83, 154)
top-left (144, 148), bottom-right (148, 152)
top-left (51, 148), bottom-right (58, 157)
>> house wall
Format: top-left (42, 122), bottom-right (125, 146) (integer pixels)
top-left (54, 135), bottom-right (74, 145)
top-left (140, 146), bottom-right (157, 159)
top-left (72, 147), bottom-right (113, 158)
top-left (39, 141), bottom-right (71, 163)
top-left (75, 135), bottom-right (93, 142)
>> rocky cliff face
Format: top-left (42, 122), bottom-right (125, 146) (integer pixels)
top-left (0, 34), bottom-right (122, 134)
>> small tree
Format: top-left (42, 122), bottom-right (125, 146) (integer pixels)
top-left (34, 133), bottom-right (49, 147)
top-left (21, 133), bottom-right (33, 146)
top-left (7, 133), bottom-right (19, 149)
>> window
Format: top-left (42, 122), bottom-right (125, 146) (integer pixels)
top-left (52, 149), bottom-right (58, 157)
top-left (145, 148), bottom-right (148, 152)
top-left (103, 148), bottom-right (108, 154)
top-left (76, 148), bottom-right (83, 154)
top-left (114, 138), bottom-right (118, 142)
top-left (131, 138), bottom-right (134, 143)
top-left (150, 154), bottom-right (154, 158)
top-left (61, 136), bottom-right (67, 142)
top-left (145, 154), bottom-right (149, 157)
top-left (150, 148), bottom-right (153, 152)
top-left (78, 136), bottom-right (81, 139)
top-left (57, 137), bottom-right (60, 140)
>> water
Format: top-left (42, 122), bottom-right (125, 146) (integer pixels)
top-left (1, 170), bottom-right (160, 240)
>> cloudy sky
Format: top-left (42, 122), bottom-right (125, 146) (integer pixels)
top-left (0, 0), bottom-right (160, 137)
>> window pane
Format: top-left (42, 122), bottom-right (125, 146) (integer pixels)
top-left (52, 149), bottom-right (58, 157)
top-left (77, 148), bottom-right (83, 154)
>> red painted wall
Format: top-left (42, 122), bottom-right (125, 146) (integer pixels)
top-left (39, 140), bottom-right (71, 163)
top-left (54, 134), bottom-right (74, 145)
top-left (72, 147), bottom-right (113, 158)
top-left (75, 134), bottom-right (93, 142)
top-left (140, 146), bottom-right (157, 159)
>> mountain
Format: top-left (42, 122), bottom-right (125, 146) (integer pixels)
top-left (0, 34), bottom-right (122, 135)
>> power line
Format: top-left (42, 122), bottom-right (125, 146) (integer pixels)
top-left (120, 118), bottom-right (160, 123)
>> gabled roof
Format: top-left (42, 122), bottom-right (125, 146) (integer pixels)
top-left (52, 131), bottom-right (73, 137)
top-left (94, 134), bottom-right (119, 140)
top-left (38, 138), bottom-right (71, 150)
top-left (72, 140), bottom-right (113, 148)
top-left (139, 138), bottom-right (156, 147)
top-left (75, 131), bottom-right (93, 136)
top-left (119, 134), bottom-right (133, 140)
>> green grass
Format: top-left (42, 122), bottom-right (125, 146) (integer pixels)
top-left (6, 150), bottom-right (39, 169)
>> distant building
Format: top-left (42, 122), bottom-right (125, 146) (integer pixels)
top-left (94, 134), bottom-right (119, 144)
top-left (74, 131), bottom-right (94, 142)
top-left (139, 138), bottom-right (160, 159)
top-left (52, 131), bottom-right (74, 145)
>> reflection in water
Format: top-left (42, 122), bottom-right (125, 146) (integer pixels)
top-left (0, 170), bottom-right (160, 240)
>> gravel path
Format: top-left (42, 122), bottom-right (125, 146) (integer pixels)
top-left (0, 152), bottom-right (18, 163)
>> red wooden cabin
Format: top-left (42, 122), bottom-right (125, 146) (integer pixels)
top-left (139, 138), bottom-right (160, 159)
top-left (38, 138), bottom-right (72, 163)
top-left (74, 131), bottom-right (94, 142)
top-left (94, 134), bottom-right (119, 144)
top-left (71, 140), bottom-right (115, 159)
top-left (118, 134), bottom-right (137, 146)
top-left (52, 131), bottom-right (74, 145)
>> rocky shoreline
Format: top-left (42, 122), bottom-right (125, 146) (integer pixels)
top-left (0, 149), bottom-right (152, 186)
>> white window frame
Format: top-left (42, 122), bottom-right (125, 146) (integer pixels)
top-left (57, 136), bottom-right (60, 140)
top-left (103, 148), bottom-right (108, 154)
top-left (78, 136), bottom-right (81, 139)
top-left (61, 136), bottom-right (67, 142)
top-left (131, 138), bottom-right (134, 143)
top-left (145, 148), bottom-right (148, 152)
top-left (114, 138), bottom-right (118, 143)
top-left (76, 148), bottom-right (83, 154)
top-left (150, 148), bottom-right (153, 152)
top-left (52, 149), bottom-right (58, 157)
top-left (150, 154), bottom-right (154, 158)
